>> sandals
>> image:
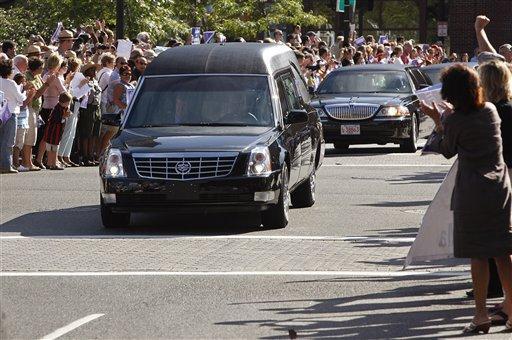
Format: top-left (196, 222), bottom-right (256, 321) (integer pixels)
top-left (491, 310), bottom-right (509, 325)
top-left (462, 321), bottom-right (491, 334)
top-left (505, 320), bottom-right (512, 333)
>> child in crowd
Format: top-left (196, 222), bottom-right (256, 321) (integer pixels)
top-left (12, 73), bottom-right (29, 170)
top-left (42, 92), bottom-right (72, 170)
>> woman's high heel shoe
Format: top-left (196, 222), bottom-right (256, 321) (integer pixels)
top-left (462, 321), bottom-right (491, 334)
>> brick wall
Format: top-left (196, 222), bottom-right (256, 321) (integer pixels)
top-left (449, 0), bottom-right (512, 55)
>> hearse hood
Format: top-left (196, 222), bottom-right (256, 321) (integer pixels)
top-left (118, 126), bottom-right (278, 153)
top-left (312, 93), bottom-right (409, 107)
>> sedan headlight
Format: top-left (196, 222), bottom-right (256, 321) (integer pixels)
top-left (247, 146), bottom-right (272, 176)
top-left (377, 105), bottom-right (409, 117)
top-left (315, 107), bottom-right (327, 118)
top-left (104, 148), bottom-right (126, 178)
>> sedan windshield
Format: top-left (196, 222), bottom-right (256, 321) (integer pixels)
top-left (318, 71), bottom-right (412, 94)
top-left (126, 75), bottom-right (274, 128)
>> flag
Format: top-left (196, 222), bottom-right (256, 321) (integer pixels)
top-left (354, 36), bottom-right (366, 46)
top-left (50, 22), bottom-right (63, 45)
top-left (378, 35), bottom-right (389, 44)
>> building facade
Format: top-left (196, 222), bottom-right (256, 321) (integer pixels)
top-left (448, 0), bottom-right (512, 54)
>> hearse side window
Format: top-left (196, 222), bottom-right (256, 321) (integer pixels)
top-left (290, 66), bottom-right (310, 103)
top-left (278, 74), bottom-right (301, 115)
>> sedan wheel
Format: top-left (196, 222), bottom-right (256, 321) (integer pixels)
top-left (261, 164), bottom-right (290, 229)
top-left (400, 114), bottom-right (418, 153)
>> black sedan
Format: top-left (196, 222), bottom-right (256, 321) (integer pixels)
top-left (312, 64), bottom-right (434, 152)
top-left (99, 43), bottom-right (324, 229)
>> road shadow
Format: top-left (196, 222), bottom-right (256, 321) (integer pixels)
top-left (216, 278), bottom-right (500, 339)
top-left (388, 171), bottom-right (447, 185)
top-left (357, 200), bottom-right (431, 208)
top-left (0, 205), bottom-right (263, 237)
top-left (324, 146), bottom-right (404, 157)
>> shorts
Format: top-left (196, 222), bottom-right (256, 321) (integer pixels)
top-left (15, 128), bottom-right (28, 149)
top-left (101, 123), bottom-right (119, 136)
top-left (24, 108), bottom-right (38, 146)
top-left (78, 105), bottom-right (100, 138)
top-left (46, 143), bottom-right (59, 152)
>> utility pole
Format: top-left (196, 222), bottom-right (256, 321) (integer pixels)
top-left (116, 0), bottom-right (124, 40)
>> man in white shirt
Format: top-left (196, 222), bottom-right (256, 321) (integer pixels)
top-left (11, 55), bottom-right (28, 78)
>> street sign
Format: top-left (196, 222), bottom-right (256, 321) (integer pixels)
top-left (336, 0), bottom-right (344, 12)
top-left (336, 0), bottom-right (356, 13)
top-left (437, 21), bottom-right (448, 37)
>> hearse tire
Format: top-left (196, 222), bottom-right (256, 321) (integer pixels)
top-left (291, 169), bottom-right (316, 208)
top-left (261, 164), bottom-right (290, 229)
top-left (101, 197), bottom-right (130, 228)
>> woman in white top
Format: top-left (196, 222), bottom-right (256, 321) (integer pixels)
top-left (0, 59), bottom-right (34, 173)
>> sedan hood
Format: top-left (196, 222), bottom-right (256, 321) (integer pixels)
top-left (117, 126), bottom-right (278, 153)
top-left (313, 93), bottom-right (409, 107)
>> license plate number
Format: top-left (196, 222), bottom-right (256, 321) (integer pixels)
top-left (340, 125), bottom-right (360, 135)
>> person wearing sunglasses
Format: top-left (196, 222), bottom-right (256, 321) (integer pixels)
top-left (100, 65), bottom-right (134, 154)
top-left (132, 56), bottom-right (147, 82)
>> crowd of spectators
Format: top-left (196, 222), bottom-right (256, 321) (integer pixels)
top-left (0, 19), bottom-right (511, 174)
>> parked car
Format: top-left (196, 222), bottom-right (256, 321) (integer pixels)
top-left (311, 64), bottom-right (434, 152)
top-left (421, 62), bottom-right (478, 84)
top-left (99, 43), bottom-right (324, 229)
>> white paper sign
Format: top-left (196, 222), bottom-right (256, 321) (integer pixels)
top-left (117, 39), bottom-right (133, 60)
top-left (404, 160), bottom-right (458, 268)
top-left (416, 83), bottom-right (443, 107)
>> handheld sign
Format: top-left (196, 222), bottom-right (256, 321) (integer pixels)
top-left (204, 31), bottom-right (215, 44)
top-left (191, 27), bottom-right (201, 45)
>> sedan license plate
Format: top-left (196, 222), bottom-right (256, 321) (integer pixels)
top-left (340, 125), bottom-right (360, 135)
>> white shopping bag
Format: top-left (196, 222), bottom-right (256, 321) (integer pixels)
top-left (404, 160), bottom-right (458, 268)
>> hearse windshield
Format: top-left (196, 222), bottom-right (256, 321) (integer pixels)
top-left (125, 75), bottom-right (274, 128)
top-left (318, 71), bottom-right (412, 94)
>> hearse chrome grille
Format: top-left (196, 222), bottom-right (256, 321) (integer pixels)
top-left (132, 152), bottom-right (238, 180)
top-left (324, 104), bottom-right (380, 121)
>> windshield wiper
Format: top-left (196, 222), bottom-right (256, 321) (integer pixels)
top-left (177, 123), bottom-right (251, 127)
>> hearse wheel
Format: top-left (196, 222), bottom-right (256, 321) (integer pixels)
top-left (100, 196), bottom-right (131, 228)
top-left (261, 164), bottom-right (290, 229)
top-left (291, 168), bottom-right (316, 208)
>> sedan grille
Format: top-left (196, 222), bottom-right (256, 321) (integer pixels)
top-left (133, 152), bottom-right (238, 180)
top-left (324, 104), bottom-right (380, 121)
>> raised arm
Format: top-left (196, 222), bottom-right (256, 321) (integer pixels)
top-left (474, 15), bottom-right (497, 54)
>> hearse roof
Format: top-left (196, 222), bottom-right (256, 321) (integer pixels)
top-left (144, 43), bottom-right (299, 76)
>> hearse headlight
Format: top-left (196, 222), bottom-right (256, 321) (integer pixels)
top-left (247, 146), bottom-right (272, 176)
top-left (378, 105), bottom-right (409, 117)
top-left (104, 148), bottom-right (126, 178)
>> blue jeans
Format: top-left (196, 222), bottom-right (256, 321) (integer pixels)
top-left (0, 114), bottom-right (17, 169)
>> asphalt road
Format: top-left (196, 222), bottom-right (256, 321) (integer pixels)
top-left (1, 143), bottom-right (510, 339)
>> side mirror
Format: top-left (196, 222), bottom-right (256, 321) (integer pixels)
top-left (286, 109), bottom-right (308, 124)
top-left (418, 84), bottom-right (431, 90)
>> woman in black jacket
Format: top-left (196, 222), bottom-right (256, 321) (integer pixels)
top-left (478, 60), bottom-right (512, 326)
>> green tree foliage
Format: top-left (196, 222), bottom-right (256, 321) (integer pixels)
top-left (0, 0), bottom-right (326, 47)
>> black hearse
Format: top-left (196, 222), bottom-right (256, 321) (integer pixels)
top-left (100, 43), bottom-right (324, 229)
top-left (312, 64), bottom-right (433, 153)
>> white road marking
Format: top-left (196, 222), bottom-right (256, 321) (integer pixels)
top-left (40, 314), bottom-right (104, 340)
top-left (1, 270), bottom-right (467, 278)
top-left (323, 164), bottom-right (452, 167)
top-left (0, 235), bottom-right (416, 242)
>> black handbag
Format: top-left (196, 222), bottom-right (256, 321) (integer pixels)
top-left (101, 113), bottom-right (121, 126)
